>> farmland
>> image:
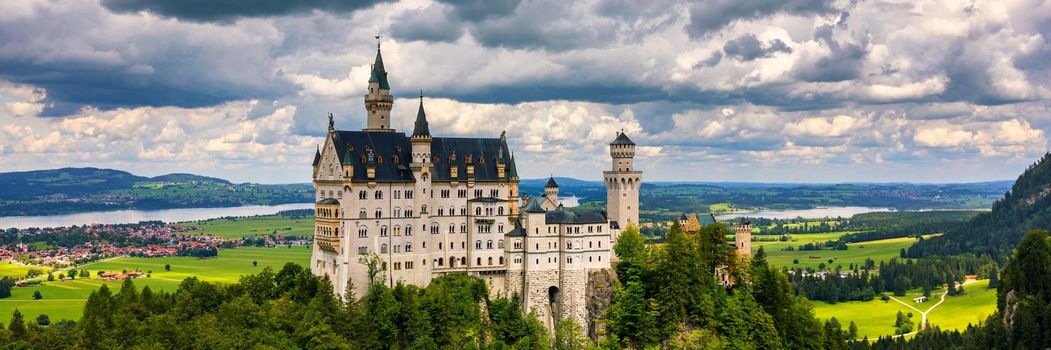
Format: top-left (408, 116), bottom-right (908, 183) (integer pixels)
top-left (0, 246), bottom-right (311, 323)
top-left (754, 232), bottom-right (921, 270)
top-left (178, 215), bottom-right (314, 239)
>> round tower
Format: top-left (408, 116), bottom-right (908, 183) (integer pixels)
top-left (364, 41), bottom-right (394, 131)
top-left (604, 131), bottom-right (642, 241)
top-left (734, 219), bottom-right (752, 258)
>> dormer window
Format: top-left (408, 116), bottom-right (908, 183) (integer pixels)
top-left (377, 156), bottom-right (383, 164)
top-left (479, 156), bottom-right (485, 164)
top-left (360, 155), bottom-right (366, 163)
top-left (393, 155), bottom-right (400, 163)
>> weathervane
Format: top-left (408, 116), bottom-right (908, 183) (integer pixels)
top-left (375, 34), bottom-right (383, 50)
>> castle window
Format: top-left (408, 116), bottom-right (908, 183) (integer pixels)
top-left (438, 208), bottom-right (444, 216)
top-left (431, 225), bottom-right (439, 234)
top-left (486, 240), bottom-right (493, 249)
top-left (499, 257), bottom-right (504, 264)
top-left (359, 209), bottom-right (367, 218)
top-left (498, 223), bottom-right (504, 233)
top-left (460, 224), bottom-right (467, 233)
top-left (476, 240), bottom-right (482, 249)
top-left (393, 155), bottom-right (400, 163)
top-left (461, 257), bottom-right (466, 265)
top-left (380, 226), bottom-right (388, 237)
top-left (488, 257), bottom-right (493, 265)
top-left (421, 205), bottom-right (428, 214)
top-left (449, 224), bottom-right (455, 234)
top-left (514, 241), bottom-right (521, 249)
top-left (394, 190), bottom-right (401, 199)
top-left (358, 228), bottom-right (367, 238)
top-left (405, 243), bottom-right (412, 252)
top-left (393, 208), bottom-right (401, 217)
top-left (475, 207), bottom-right (482, 216)
top-left (375, 191), bottom-right (383, 199)
top-left (377, 156), bottom-right (383, 164)
top-left (360, 155), bottom-right (366, 163)
top-left (475, 189), bottom-right (483, 197)
top-left (405, 190), bottom-right (413, 199)
top-left (438, 258), bottom-right (443, 266)
top-left (460, 207), bottom-right (467, 216)
top-left (405, 225), bottom-right (412, 236)
top-left (439, 242), bottom-right (443, 250)
top-left (479, 156), bottom-right (485, 164)
top-left (394, 245), bottom-right (400, 253)
top-left (498, 240), bottom-right (504, 249)
top-left (359, 191), bottom-right (367, 199)
top-left (375, 209), bottom-right (382, 218)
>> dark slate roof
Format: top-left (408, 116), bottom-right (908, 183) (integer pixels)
top-left (312, 146), bottom-right (321, 167)
top-left (412, 98), bottom-right (430, 137)
top-left (522, 197), bottom-right (545, 213)
top-left (679, 213), bottom-right (688, 221)
top-left (316, 198), bottom-right (340, 205)
top-left (611, 132), bottom-right (635, 145)
top-left (468, 197), bottom-right (502, 203)
top-left (737, 218), bottom-right (750, 225)
top-left (545, 209), bottom-right (607, 224)
top-left (508, 153), bottom-right (518, 178)
top-left (610, 221), bottom-right (620, 229)
top-left (369, 49), bottom-right (390, 90)
top-left (505, 219), bottom-right (526, 237)
top-left (331, 130), bottom-right (414, 183)
top-left (326, 130), bottom-right (516, 183)
top-left (545, 176), bottom-right (559, 188)
top-left (430, 137), bottom-right (513, 182)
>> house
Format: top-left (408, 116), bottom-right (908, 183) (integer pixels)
top-left (914, 296), bottom-right (928, 303)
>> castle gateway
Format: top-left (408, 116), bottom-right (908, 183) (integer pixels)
top-left (310, 45), bottom-right (641, 330)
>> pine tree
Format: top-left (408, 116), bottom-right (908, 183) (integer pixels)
top-left (7, 309), bottom-right (25, 339)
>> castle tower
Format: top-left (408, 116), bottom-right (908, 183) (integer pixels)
top-left (364, 41), bottom-right (394, 132)
top-left (410, 93), bottom-right (432, 165)
top-left (541, 176), bottom-right (560, 210)
top-left (604, 131), bottom-right (642, 241)
top-left (734, 219), bottom-right (752, 258)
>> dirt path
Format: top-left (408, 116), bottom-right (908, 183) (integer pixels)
top-left (888, 279), bottom-right (981, 338)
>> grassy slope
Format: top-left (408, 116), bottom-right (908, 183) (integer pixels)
top-left (178, 215), bottom-right (315, 239)
top-left (813, 280), bottom-right (997, 340)
top-left (755, 232), bottom-right (918, 270)
top-left (0, 262), bottom-right (41, 279)
top-left (925, 280), bottom-right (998, 331)
top-left (0, 246), bottom-right (311, 323)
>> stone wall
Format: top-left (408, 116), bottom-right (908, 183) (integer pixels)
top-left (586, 268), bottom-right (617, 340)
top-left (560, 268), bottom-right (588, 330)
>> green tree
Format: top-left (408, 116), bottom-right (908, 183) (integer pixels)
top-left (35, 314), bottom-right (49, 326)
top-left (8, 309), bottom-right (25, 339)
top-left (32, 290), bottom-right (42, 300)
top-left (613, 223), bottom-right (646, 281)
top-left (165, 264), bottom-right (172, 271)
top-left (554, 318), bottom-right (588, 350)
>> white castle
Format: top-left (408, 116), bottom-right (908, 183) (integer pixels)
top-left (309, 44), bottom-right (642, 330)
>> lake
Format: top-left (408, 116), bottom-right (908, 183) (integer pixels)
top-left (714, 206), bottom-right (893, 220)
top-left (0, 203), bottom-right (314, 230)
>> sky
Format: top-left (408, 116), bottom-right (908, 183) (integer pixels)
top-left (1, 0), bottom-right (1050, 184)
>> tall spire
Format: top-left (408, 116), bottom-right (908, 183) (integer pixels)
top-left (368, 35), bottom-right (390, 90)
top-left (412, 90), bottom-right (430, 137)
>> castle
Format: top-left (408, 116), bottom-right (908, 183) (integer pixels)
top-left (309, 44), bottom-right (641, 330)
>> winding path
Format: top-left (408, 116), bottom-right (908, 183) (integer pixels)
top-left (887, 279), bottom-right (980, 338)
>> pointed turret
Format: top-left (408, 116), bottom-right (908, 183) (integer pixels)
top-left (312, 145), bottom-right (321, 167)
top-left (364, 39), bottom-right (394, 132)
top-left (368, 45), bottom-right (390, 90)
top-left (412, 92), bottom-right (430, 137)
top-left (545, 176), bottom-right (559, 188)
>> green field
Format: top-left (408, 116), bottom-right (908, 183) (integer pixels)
top-left (812, 297), bottom-right (917, 339)
top-left (757, 233), bottom-right (919, 270)
top-left (926, 280), bottom-right (998, 331)
top-left (0, 246), bottom-right (311, 323)
top-left (0, 262), bottom-right (45, 279)
top-left (178, 215), bottom-right (314, 239)
top-left (813, 280), bottom-right (997, 340)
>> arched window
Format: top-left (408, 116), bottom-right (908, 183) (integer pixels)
top-left (449, 224), bottom-right (455, 234)
top-left (393, 225), bottom-right (401, 236)
top-left (359, 191), bottom-right (367, 199)
top-left (488, 257), bottom-right (493, 265)
top-left (475, 240), bottom-right (482, 249)
top-left (498, 223), bottom-right (504, 233)
top-left (394, 208), bottom-right (401, 217)
top-left (498, 206), bottom-right (504, 215)
top-left (477, 257), bottom-right (482, 266)
top-left (461, 257), bottom-right (466, 265)
top-left (359, 209), bottom-right (367, 218)
top-left (438, 258), bottom-right (443, 266)
top-left (381, 244), bottom-right (388, 253)
top-left (375, 191), bottom-right (383, 199)
top-left (405, 225), bottom-right (413, 236)
top-left (421, 205), bottom-right (428, 214)
top-left (498, 240), bottom-right (504, 249)
top-left (375, 209), bottom-right (382, 218)
top-left (405, 243), bottom-right (412, 252)
top-left (475, 207), bottom-right (482, 216)
top-left (460, 207), bottom-right (466, 216)
top-left (358, 228), bottom-right (367, 238)
top-left (486, 240), bottom-right (493, 249)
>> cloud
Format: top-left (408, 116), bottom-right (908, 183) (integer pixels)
top-left (722, 33), bottom-right (792, 62)
top-left (686, 0), bottom-right (838, 37)
top-left (100, 0), bottom-right (392, 22)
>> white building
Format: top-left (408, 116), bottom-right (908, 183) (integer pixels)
top-left (310, 44), bottom-right (642, 330)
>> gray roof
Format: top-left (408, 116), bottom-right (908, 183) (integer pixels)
top-left (312, 146), bottom-right (321, 167)
top-left (611, 132), bottom-right (635, 145)
top-left (505, 219), bottom-right (526, 237)
top-left (316, 198), bottom-right (339, 205)
top-left (545, 209), bottom-right (607, 224)
top-left (522, 197), bottom-right (545, 213)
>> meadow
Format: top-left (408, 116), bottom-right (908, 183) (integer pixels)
top-left (178, 215), bottom-right (314, 239)
top-left (0, 246), bottom-right (311, 323)
top-left (813, 279), bottom-right (998, 340)
top-left (754, 232), bottom-right (918, 270)
top-left (0, 262), bottom-right (44, 279)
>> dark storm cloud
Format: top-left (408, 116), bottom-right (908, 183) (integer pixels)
top-left (792, 24), bottom-right (869, 82)
top-left (722, 34), bottom-right (792, 61)
top-left (100, 0), bottom-right (394, 22)
top-left (694, 51), bottom-right (723, 68)
top-left (435, 0), bottom-right (521, 22)
top-left (686, 0), bottom-right (838, 38)
top-left (390, 5), bottom-right (465, 43)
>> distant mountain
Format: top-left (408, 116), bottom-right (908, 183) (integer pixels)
top-left (0, 168), bottom-right (146, 201)
top-left (909, 153), bottom-right (1051, 259)
top-left (0, 167), bottom-right (312, 217)
top-left (149, 173), bottom-right (231, 185)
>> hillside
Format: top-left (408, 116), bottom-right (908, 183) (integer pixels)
top-left (909, 153), bottom-right (1051, 259)
top-left (0, 168), bottom-right (312, 217)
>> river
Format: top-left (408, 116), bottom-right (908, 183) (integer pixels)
top-left (714, 206), bottom-right (893, 220)
top-left (0, 203), bottom-right (315, 230)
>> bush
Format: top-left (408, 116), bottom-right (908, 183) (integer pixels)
top-left (36, 314), bottom-right (49, 326)
top-left (33, 291), bottom-right (42, 300)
